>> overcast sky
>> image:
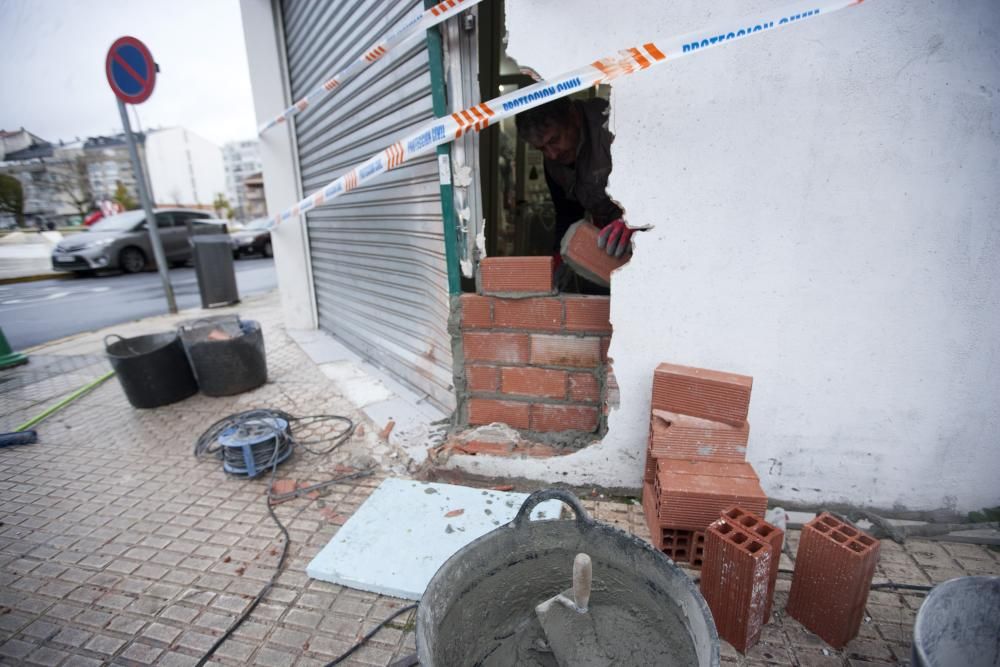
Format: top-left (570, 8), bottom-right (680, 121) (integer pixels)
top-left (0, 0), bottom-right (257, 148)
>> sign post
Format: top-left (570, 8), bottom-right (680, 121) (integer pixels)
top-left (105, 36), bottom-right (176, 314)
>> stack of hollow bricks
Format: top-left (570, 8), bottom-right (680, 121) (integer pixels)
top-left (641, 363), bottom-right (765, 567)
top-left (459, 257), bottom-right (613, 435)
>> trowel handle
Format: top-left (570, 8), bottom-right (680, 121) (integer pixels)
top-left (573, 553), bottom-right (592, 612)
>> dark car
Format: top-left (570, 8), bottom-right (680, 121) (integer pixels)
top-left (230, 218), bottom-right (273, 259)
top-left (51, 208), bottom-right (226, 274)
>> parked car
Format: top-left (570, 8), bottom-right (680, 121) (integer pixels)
top-left (51, 208), bottom-right (226, 274)
top-left (230, 217), bottom-right (273, 259)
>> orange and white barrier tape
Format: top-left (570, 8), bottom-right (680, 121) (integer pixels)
top-left (269, 0), bottom-right (867, 227)
top-left (258, 0), bottom-right (485, 134)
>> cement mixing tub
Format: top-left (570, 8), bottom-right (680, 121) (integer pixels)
top-left (417, 489), bottom-right (719, 666)
top-left (912, 575), bottom-right (1000, 667)
top-left (105, 332), bottom-right (198, 409)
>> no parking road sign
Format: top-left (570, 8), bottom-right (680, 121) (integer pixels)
top-left (105, 36), bottom-right (157, 104)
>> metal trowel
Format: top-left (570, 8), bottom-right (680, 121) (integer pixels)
top-left (534, 552), bottom-right (614, 666)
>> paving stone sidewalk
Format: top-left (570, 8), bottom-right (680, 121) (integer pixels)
top-left (1, 289), bottom-right (997, 666)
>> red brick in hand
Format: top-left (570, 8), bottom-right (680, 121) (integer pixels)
top-left (560, 220), bottom-right (631, 287)
top-left (480, 256), bottom-right (554, 296)
top-left (652, 362), bottom-right (753, 426)
top-left (786, 513), bottom-right (880, 649)
top-left (649, 409), bottom-right (749, 463)
top-left (700, 515), bottom-right (773, 653)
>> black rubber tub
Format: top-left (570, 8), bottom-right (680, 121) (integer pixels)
top-left (417, 489), bottom-right (720, 666)
top-left (105, 332), bottom-right (198, 409)
top-left (179, 318), bottom-right (267, 397)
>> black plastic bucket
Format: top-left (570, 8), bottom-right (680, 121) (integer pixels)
top-left (912, 575), bottom-right (1000, 667)
top-left (179, 318), bottom-right (267, 397)
top-left (105, 332), bottom-right (199, 409)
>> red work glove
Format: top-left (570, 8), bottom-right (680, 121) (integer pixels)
top-left (596, 219), bottom-right (633, 258)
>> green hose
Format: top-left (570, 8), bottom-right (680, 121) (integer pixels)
top-left (15, 370), bottom-right (116, 432)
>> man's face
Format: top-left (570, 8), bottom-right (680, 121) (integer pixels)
top-left (531, 119), bottom-right (580, 166)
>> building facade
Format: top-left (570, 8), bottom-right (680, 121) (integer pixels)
top-left (223, 140), bottom-right (262, 219)
top-left (241, 0), bottom-right (1000, 514)
top-left (144, 127), bottom-right (227, 210)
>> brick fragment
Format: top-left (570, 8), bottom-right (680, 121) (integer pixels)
top-left (480, 256), bottom-right (554, 295)
top-left (452, 440), bottom-right (515, 456)
top-left (649, 409), bottom-right (749, 462)
top-left (652, 460), bottom-right (766, 530)
top-left (786, 513), bottom-right (880, 649)
top-left (529, 335), bottom-right (601, 368)
top-left (700, 515), bottom-right (772, 653)
top-left (560, 220), bottom-right (631, 287)
top-left (468, 399), bottom-right (530, 430)
top-left (463, 332), bottom-right (529, 364)
top-left (465, 365), bottom-right (500, 393)
top-left (493, 297), bottom-right (563, 331)
top-left (530, 404), bottom-right (598, 433)
top-left (563, 296), bottom-right (612, 333)
top-left (652, 362), bottom-right (753, 426)
top-left (568, 372), bottom-right (600, 402)
top-left (460, 294), bottom-right (492, 328)
top-left (501, 367), bottom-right (567, 400)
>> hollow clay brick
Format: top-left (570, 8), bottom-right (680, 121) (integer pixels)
top-left (661, 528), bottom-right (694, 564)
top-left (465, 365), bottom-right (499, 393)
top-left (530, 403), bottom-right (598, 433)
top-left (691, 531), bottom-right (706, 569)
top-left (700, 516), bottom-right (773, 653)
top-left (560, 220), bottom-right (631, 287)
top-left (653, 460), bottom-right (767, 530)
top-left (463, 332), bottom-right (529, 364)
top-left (652, 362), bottom-right (753, 426)
top-left (568, 372), bottom-right (600, 402)
top-left (649, 409), bottom-right (749, 463)
top-left (468, 399), bottom-right (530, 430)
top-left (563, 295), bottom-right (612, 333)
top-left (480, 256), bottom-right (554, 296)
top-left (722, 506), bottom-right (784, 620)
top-left (786, 512), bottom-right (880, 649)
top-left (493, 297), bottom-right (563, 332)
top-left (641, 481), bottom-right (662, 549)
top-left (460, 294), bottom-right (493, 329)
top-left (500, 367), bottom-right (566, 400)
top-left (529, 335), bottom-right (601, 368)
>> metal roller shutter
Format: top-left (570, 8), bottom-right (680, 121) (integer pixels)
top-left (281, 0), bottom-right (455, 412)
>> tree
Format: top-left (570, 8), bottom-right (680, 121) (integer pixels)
top-left (113, 181), bottom-right (138, 211)
top-left (46, 155), bottom-right (93, 220)
top-left (213, 192), bottom-right (234, 220)
top-left (0, 173), bottom-right (25, 227)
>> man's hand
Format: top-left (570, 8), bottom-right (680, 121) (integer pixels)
top-left (597, 219), bottom-right (633, 258)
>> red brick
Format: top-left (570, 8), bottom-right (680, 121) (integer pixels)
top-left (453, 440), bottom-right (515, 456)
top-left (530, 404), bottom-right (598, 432)
top-left (652, 362), bottom-right (753, 426)
top-left (467, 399), bottom-right (530, 430)
top-left (649, 409), bottom-right (749, 462)
top-left (465, 365), bottom-right (499, 393)
top-left (652, 460), bottom-right (767, 530)
top-left (561, 220), bottom-right (631, 287)
top-left (493, 297), bottom-right (563, 332)
top-left (480, 256), bottom-right (554, 295)
top-left (722, 506), bottom-right (784, 620)
top-left (568, 372), bottom-right (600, 402)
top-left (462, 332), bottom-right (529, 364)
top-left (600, 337), bottom-right (612, 362)
top-left (460, 294), bottom-right (492, 329)
top-left (501, 367), bottom-right (567, 400)
top-left (644, 439), bottom-right (657, 484)
top-left (691, 531), bottom-right (706, 569)
top-left (529, 335), bottom-right (601, 368)
top-left (786, 513), bottom-right (880, 649)
top-left (564, 295), bottom-right (612, 333)
top-left (700, 516), bottom-right (773, 653)
top-left (641, 481), bottom-right (661, 548)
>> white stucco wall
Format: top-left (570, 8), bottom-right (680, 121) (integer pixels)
top-left (496, 0), bottom-right (1000, 513)
top-left (146, 127), bottom-right (226, 207)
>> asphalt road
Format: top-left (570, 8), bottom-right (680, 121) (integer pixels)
top-left (0, 258), bottom-right (278, 350)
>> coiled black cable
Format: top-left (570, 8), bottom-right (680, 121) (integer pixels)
top-left (192, 409), bottom-right (354, 667)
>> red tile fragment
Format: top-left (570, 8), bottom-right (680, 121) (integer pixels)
top-left (480, 256), bottom-right (554, 295)
top-left (700, 514), bottom-right (773, 653)
top-left (786, 512), bottom-right (880, 649)
top-left (652, 362), bottom-right (753, 426)
top-left (444, 509), bottom-right (464, 518)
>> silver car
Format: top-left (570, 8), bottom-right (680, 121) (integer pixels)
top-left (51, 208), bottom-right (226, 274)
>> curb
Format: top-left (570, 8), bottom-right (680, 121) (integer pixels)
top-left (0, 272), bottom-right (75, 286)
